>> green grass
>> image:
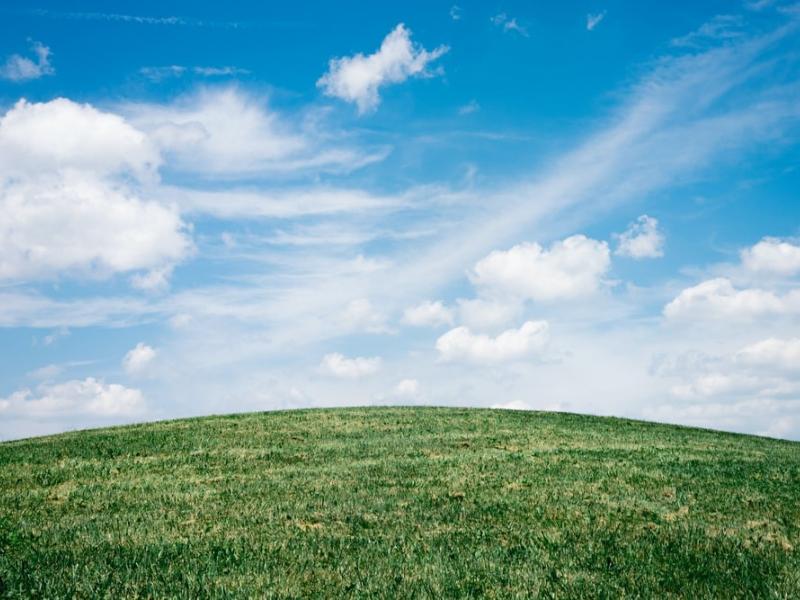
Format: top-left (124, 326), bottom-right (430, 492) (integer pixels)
top-left (1, 407), bottom-right (799, 598)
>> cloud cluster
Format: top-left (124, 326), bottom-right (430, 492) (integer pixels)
top-left (317, 24), bottom-right (448, 113)
top-left (0, 99), bottom-right (190, 284)
top-left (0, 378), bottom-right (145, 419)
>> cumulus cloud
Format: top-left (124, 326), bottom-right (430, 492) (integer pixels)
top-left (614, 215), bottom-right (664, 258)
top-left (741, 237), bottom-right (800, 275)
top-left (0, 172), bottom-right (190, 281)
top-left (122, 343), bottom-right (157, 375)
top-left (0, 98), bottom-right (160, 180)
top-left (471, 235), bottom-right (610, 302)
top-left (320, 353), bottom-right (382, 378)
top-left (0, 378), bottom-right (145, 418)
top-left (402, 300), bottom-right (454, 327)
top-left (664, 278), bottom-right (800, 320)
top-left (586, 12), bottom-right (606, 31)
top-left (124, 87), bottom-right (383, 177)
top-left (0, 98), bottom-right (190, 284)
top-left (317, 24), bottom-right (448, 114)
top-left (0, 41), bottom-right (54, 82)
top-left (436, 320), bottom-right (549, 364)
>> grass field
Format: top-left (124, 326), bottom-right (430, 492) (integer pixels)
top-left (1, 407), bottom-right (799, 598)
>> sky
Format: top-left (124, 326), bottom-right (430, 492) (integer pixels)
top-left (1, 1), bottom-right (799, 441)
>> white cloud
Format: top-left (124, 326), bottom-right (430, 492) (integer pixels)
top-left (741, 237), bottom-right (800, 275)
top-left (0, 41), bottom-right (54, 81)
top-left (0, 378), bottom-right (145, 418)
top-left (123, 343), bottom-right (157, 375)
top-left (394, 379), bottom-right (420, 397)
top-left (0, 172), bottom-right (190, 281)
top-left (0, 98), bottom-right (160, 180)
top-left (436, 320), bottom-right (549, 364)
top-left (586, 12), bottom-right (606, 31)
top-left (450, 6), bottom-right (462, 21)
top-left (317, 24), bottom-right (448, 114)
top-left (615, 215), bottom-right (664, 259)
top-left (471, 235), bottom-right (610, 302)
top-left (664, 278), bottom-right (800, 320)
top-left (124, 87), bottom-right (383, 176)
top-left (736, 337), bottom-right (800, 371)
top-left (0, 98), bottom-right (190, 284)
top-left (320, 353), bottom-right (382, 378)
top-left (490, 14), bottom-right (529, 37)
top-left (402, 300), bottom-right (454, 327)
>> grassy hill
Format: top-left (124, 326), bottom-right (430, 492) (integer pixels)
top-left (1, 407), bottom-right (798, 598)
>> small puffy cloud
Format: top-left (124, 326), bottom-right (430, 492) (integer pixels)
top-left (450, 6), bottom-right (462, 21)
top-left (320, 353), bottom-right (382, 378)
top-left (0, 98), bottom-right (160, 181)
top-left (471, 235), bottom-right (610, 302)
top-left (0, 378), bottom-right (145, 418)
top-left (402, 300), bottom-right (454, 327)
top-left (740, 237), bottom-right (800, 276)
top-left (663, 278), bottom-right (800, 320)
top-left (394, 379), bottom-right (420, 398)
top-left (490, 13), bottom-right (529, 37)
top-left (436, 320), bottom-right (549, 365)
top-left (614, 215), bottom-right (664, 259)
top-left (0, 41), bottom-right (54, 82)
top-left (317, 23), bottom-right (448, 114)
top-left (586, 12), bottom-right (606, 31)
top-left (736, 338), bottom-right (800, 371)
top-left (123, 343), bottom-right (157, 375)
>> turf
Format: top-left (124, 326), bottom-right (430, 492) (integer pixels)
top-left (0, 407), bottom-right (798, 598)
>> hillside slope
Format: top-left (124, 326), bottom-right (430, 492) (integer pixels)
top-left (1, 407), bottom-right (799, 598)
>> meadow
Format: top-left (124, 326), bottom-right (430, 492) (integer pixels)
top-left (1, 407), bottom-right (798, 598)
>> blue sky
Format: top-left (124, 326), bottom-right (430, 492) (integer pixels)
top-left (1, 1), bottom-right (799, 440)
